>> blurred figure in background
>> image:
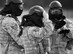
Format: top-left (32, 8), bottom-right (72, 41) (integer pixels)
top-left (18, 5), bottom-right (52, 54)
top-left (48, 0), bottom-right (73, 54)
top-left (0, 0), bottom-right (25, 54)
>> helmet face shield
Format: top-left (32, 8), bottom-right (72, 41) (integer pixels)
top-left (50, 8), bottom-right (62, 15)
top-left (33, 11), bottom-right (43, 17)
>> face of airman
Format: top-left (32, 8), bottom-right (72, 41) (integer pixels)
top-left (50, 8), bottom-right (62, 15)
top-left (48, 1), bottom-right (64, 23)
top-left (18, 3), bottom-right (24, 10)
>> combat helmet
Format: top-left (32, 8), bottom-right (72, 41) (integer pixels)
top-left (29, 5), bottom-right (44, 16)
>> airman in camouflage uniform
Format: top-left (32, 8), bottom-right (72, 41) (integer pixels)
top-left (48, 1), bottom-right (73, 54)
top-left (0, 16), bottom-right (24, 54)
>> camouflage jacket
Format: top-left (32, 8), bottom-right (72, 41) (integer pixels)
top-left (50, 18), bottom-right (73, 54)
top-left (0, 16), bottom-right (24, 54)
top-left (18, 19), bottom-right (53, 54)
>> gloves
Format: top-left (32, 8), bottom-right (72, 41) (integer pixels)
top-left (55, 20), bottom-right (66, 29)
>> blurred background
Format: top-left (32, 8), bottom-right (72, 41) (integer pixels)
top-left (0, 0), bottom-right (73, 54)
top-left (0, 0), bottom-right (73, 18)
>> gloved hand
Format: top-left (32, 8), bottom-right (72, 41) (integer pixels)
top-left (55, 20), bottom-right (66, 30)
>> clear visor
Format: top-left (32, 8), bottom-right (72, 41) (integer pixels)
top-left (50, 9), bottom-right (62, 15)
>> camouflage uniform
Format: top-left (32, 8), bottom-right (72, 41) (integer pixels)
top-left (48, 1), bottom-right (71, 54)
top-left (0, 15), bottom-right (7, 54)
top-left (0, 16), bottom-right (24, 54)
top-left (50, 30), bottom-right (67, 54)
top-left (19, 25), bottom-right (52, 54)
top-left (49, 18), bottom-right (73, 54)
top-left (58, 18), bottom-right (73, 54)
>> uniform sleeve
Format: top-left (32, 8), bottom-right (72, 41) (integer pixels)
top-left (43, 12), bottom-right (53, 37)
top-left (65, 19), bottom-right (73, 38)
top-left (43, 21), bottom-right (53, 38)
top-left (65, 19), bottom-right (73, 29)
top-left (2, 17), bottom-right (20, 42)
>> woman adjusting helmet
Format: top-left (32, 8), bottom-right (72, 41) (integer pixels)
top-left (22, 5), bottom-right (45, 27)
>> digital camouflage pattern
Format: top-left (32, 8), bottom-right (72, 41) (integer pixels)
top-left (50, 30), bottom-right (67, 54)
top-left (0, 16), bottom-right (24, 54)
top-left (50, 18), bottom-right (73, 54)
top-left (19, 27), bottom-right (52, 54)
